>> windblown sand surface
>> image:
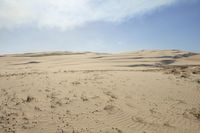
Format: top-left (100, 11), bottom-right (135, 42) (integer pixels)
top-left (0, 50), bottom-right (200, 133)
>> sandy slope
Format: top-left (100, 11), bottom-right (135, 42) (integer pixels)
top-left (0, 50), bottom-right (200, 133)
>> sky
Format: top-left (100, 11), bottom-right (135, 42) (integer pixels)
top-left (0, 0), bottom-right (200, 54)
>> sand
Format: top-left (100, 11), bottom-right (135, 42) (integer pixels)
top-left (0, 50), bottom-right (200, 133)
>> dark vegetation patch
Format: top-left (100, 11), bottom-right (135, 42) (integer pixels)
top-left (118, 64), bottom-right (156, 68)
top-left (14, 61), bottom-right (40, 65)
top-left (159, 60), bottom-right (175, 65)
top-left (104, 57), bottom-right (144, 60)
top-left (92, 56), bottom-right (104, 59)
top-left (115, 52), bottom-right (198, 69)
top-left (13, 52), bottom-right (87, 57)
top-left (173, 53), bottom-right (198, 59)
top-left (149, 52), bottom-right (198, 59)
top-left (100, 52), bottom-right (198, 61)
top-left (117, 59), bottom-right (175, 68)
top-left (24, 61), bottom-right (40, 64)
top-left (147, 53), bottom-right (198, 59)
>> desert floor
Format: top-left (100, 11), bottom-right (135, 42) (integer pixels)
top-left (0, 50), bottom-right (200, 133)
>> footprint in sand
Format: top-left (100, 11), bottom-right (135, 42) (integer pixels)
top-left (71, 81), bottom-right (81, 86)
top-left (103, 105), bottom-right (118, 114)
top-left (103, 91), bottom-right (117, 99)
top-left (81, 94), bottom-right (88, 101)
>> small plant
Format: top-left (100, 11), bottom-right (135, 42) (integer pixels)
top-left (189, 108), bottom-right (200, 120)
top-left (26, 96), bottom-right (34, 102)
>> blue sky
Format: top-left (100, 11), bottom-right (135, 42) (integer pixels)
top-left (0, 0), bottom-right (200, 54)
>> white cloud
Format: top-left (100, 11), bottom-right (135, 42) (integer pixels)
top-left (0, 0), bottom-right (179, 30)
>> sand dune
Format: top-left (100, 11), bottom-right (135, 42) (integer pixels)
top-left (0, 50), bottom-right (200, 133)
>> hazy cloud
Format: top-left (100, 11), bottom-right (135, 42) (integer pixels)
top-left (0, 0), bottom-right (179, 30)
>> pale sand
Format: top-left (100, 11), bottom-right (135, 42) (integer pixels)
top-left (0, 50), bottom-right (200, 133)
